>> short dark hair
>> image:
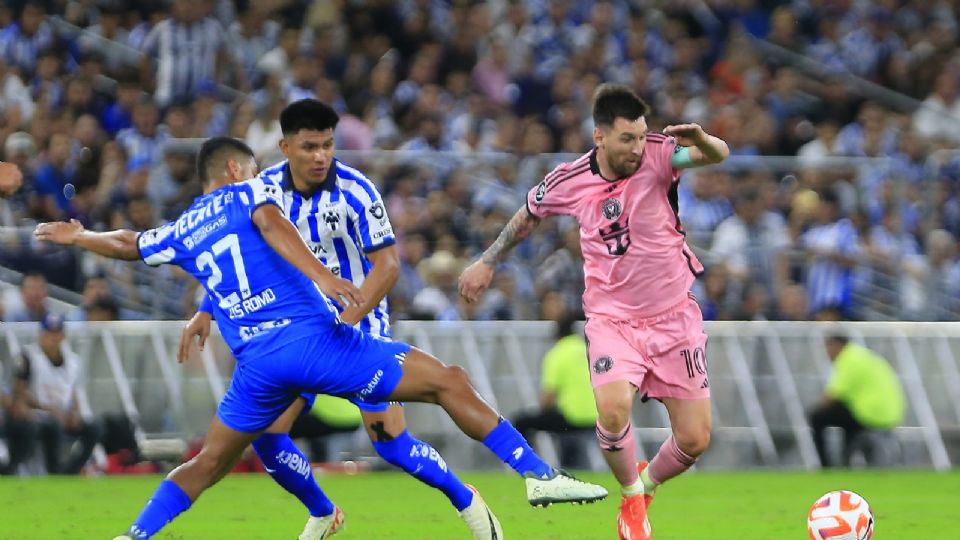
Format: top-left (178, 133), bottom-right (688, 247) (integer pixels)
top-left (555, 309), bottom-right (585, 340)
top-left (825, 334), bottom-right (849, 346)
top-left (196, 137), bottom-right (255, 185)
top-left (592, 83), bottom-right (650, 127)
top-left (280, 99), bottom-right (340, 136)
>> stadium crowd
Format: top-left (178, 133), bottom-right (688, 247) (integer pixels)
top-left (1, 0), bottom-right (960, 322)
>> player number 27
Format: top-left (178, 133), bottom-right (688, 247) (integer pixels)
top-left (196, 233), bottom-right (251, 308)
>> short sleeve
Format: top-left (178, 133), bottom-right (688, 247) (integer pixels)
top-left (658, 136), bottom-right (683, 183)
top-left (137, 222), bottom-right (178, 267)
top-left (344, 181), bottom-right (395, 253)
top-left (240, 177), bottom-right (285, 216)
top-left (526, 163), bottom-right (578, 219)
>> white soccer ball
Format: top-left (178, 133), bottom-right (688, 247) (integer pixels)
top-left (807, 490), bottom-right (874, 540)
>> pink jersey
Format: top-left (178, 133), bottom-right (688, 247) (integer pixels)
top-left (526, 134), bottom-right (705, 319)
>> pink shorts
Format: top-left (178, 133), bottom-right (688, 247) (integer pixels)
top-left (584, 293), bottom-right (710, 401)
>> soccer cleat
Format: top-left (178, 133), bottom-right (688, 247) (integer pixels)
top-left (617, 492), bottom-right (652, 540)
top-left (525, 469), bottom-right (608, 507)
top-left (459, 484), bottom-right (504, 539)
top-left (111, 536), bottom-right (134, 540)
top-left (298, 506), bottom-right (346, 540)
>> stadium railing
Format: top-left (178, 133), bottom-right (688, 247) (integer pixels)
top-left (2, 320), bottom-right (958, 471)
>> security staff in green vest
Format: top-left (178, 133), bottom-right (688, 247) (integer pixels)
top-left (809, 334), bottom-right (905, 467)
top-left (513, 310), bottom-right (598, 468)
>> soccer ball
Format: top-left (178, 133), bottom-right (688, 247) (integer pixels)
top-left (807, 490), bottom-right (874, 540)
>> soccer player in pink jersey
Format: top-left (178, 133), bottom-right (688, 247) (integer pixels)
top-left (459, 83), bottom-right (730, 540)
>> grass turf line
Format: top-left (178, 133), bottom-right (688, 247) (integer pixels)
top-left (0, 470), bottom-right (957, 539)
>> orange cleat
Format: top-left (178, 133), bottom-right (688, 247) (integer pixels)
top-left (617, 461), bottom-right (655, 540)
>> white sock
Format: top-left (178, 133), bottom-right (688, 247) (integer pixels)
top-left (621, 477), bottom-right (644, 497)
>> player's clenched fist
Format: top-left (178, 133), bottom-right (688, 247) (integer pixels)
top-left (458, 260), bottom-right (494, 303)
top-left (0, 161), bottom-right (23, 197)
top-left (35, 219), bottom-right (85, 245)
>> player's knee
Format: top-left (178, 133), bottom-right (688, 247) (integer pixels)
top-left (595, 398), bottom-right (632, 432)
top-left (675, 427), bottom-right (711, 458)
top-left (440, 365), bottom-right (473, 394)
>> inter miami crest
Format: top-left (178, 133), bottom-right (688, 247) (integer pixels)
top-left (599, 218), bottom-right (630, 256)
top-left (601, 198), bottom-right (622, 220)
top-left (593, 356), bottom-right (614, 374)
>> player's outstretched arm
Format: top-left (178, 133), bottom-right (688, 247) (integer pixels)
top-left (34, 219), bottom-right (140, 260)
top-left (459, 205), bottom-right (541, 303)
top-left (251, 203), bottom-right (365, 307)
top-left (0, 161), bottom-right (24, 197)
top-left (663, 123), bottom-right (730, 168)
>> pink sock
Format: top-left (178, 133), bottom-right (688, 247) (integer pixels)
top-left (596, 422), bottom-right (638, 487)
top-left (648, 435), bottom-right (697, 485)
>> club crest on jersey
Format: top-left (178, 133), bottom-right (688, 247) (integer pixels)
top-left (369, 202), bottom-right (385, 220)
top-left (534, 181), bottom-right (546, 204)
top-left (601, 198), bottom-right (622, 220)
top-left (323, 210), bottom-right (340, 231)
top-left (599, 218), bottom-right (631, 256)
top-left (594, 356), bottom-right (614, 374)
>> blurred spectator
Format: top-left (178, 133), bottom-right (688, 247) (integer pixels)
top-left (3, 314), bottom-right (101, 475)
top-left (799, 189), bottom-right (861, 319)
top-left (115, 96), bottom-right (167, 164)
top-left (411, 250), bottom-right (461, 320)
top-left (67, 274), bottom-right (110, 322)
top-left (912, 69), bottom-right (960, 143)
top-left (0, 2), bottom-right (54, 76)
top-left (809, 334), bottom-right (905, 468)
top-left (77, 0), bottom-right (137, 74)
top-left (3, 271), bottom-right (48, 322)
top-left (710, 188), bottom-right (791, 301)
top-left (512, 309), bottom-right (597, 469)
top-left (140, 0), bottom-right (238, 106)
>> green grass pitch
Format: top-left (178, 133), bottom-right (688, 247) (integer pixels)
top-left (1, 470), bottom-right (957, 539)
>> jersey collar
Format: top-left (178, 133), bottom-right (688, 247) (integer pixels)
top-left (281, 160), bottom-right (339, 195)
top-left (589, 146), bottom-right (638, 182)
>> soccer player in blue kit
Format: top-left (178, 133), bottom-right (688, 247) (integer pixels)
top-left (180, 100), bottom-right (604, 540)
top-left (35, 137), bottom-right (606, 540)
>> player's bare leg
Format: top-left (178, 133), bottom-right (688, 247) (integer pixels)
top-left (592, 381), bottom-right (650, 540)
top-left (259, 399), bottom-right (344, 540)
top-left (113, 416), bottom-right (259, 539)
top-left (387, 347), bottom-right (608, 507)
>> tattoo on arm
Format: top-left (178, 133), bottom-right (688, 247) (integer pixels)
top-left (481, 207), bottom-right (540, 265)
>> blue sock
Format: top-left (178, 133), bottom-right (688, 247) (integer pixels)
top-left (482, 419), bottom-right (554, 478)
top-left (128, 479), bottom-right (192, 538)
top-left (372, 430), bottom-right (474, 512)
top-left (253, 432), bottom-right (335, 517)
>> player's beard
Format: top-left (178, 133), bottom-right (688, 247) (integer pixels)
top-left (611, 155), bottom-right (641, 178)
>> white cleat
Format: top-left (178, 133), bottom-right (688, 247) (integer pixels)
top-left (111, 536), bottom-right (134, 540)
top-left (525, 470), bottom-right (608, 507)
top-left (459, 484), bottom-right (504, 539)
top-left (299, 506), bottom-right (346, 540)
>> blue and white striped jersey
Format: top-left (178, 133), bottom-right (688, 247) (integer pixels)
top-left (257, 159), bottom-right (396, 338)
top-left (801, 218), bottom-right (862, 314)
top-left (138, 176), bottom-right (340, 358)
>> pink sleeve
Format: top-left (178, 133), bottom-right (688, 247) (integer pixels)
top-left (526, 165), bottom-right (575, 219)
top-left (658, 136), bottom-right (683, 184)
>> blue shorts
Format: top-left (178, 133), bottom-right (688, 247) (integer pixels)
top-left (299, 393), bottom-right (397, 414)
top-left (217, 323), bottom-right (410, 433)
